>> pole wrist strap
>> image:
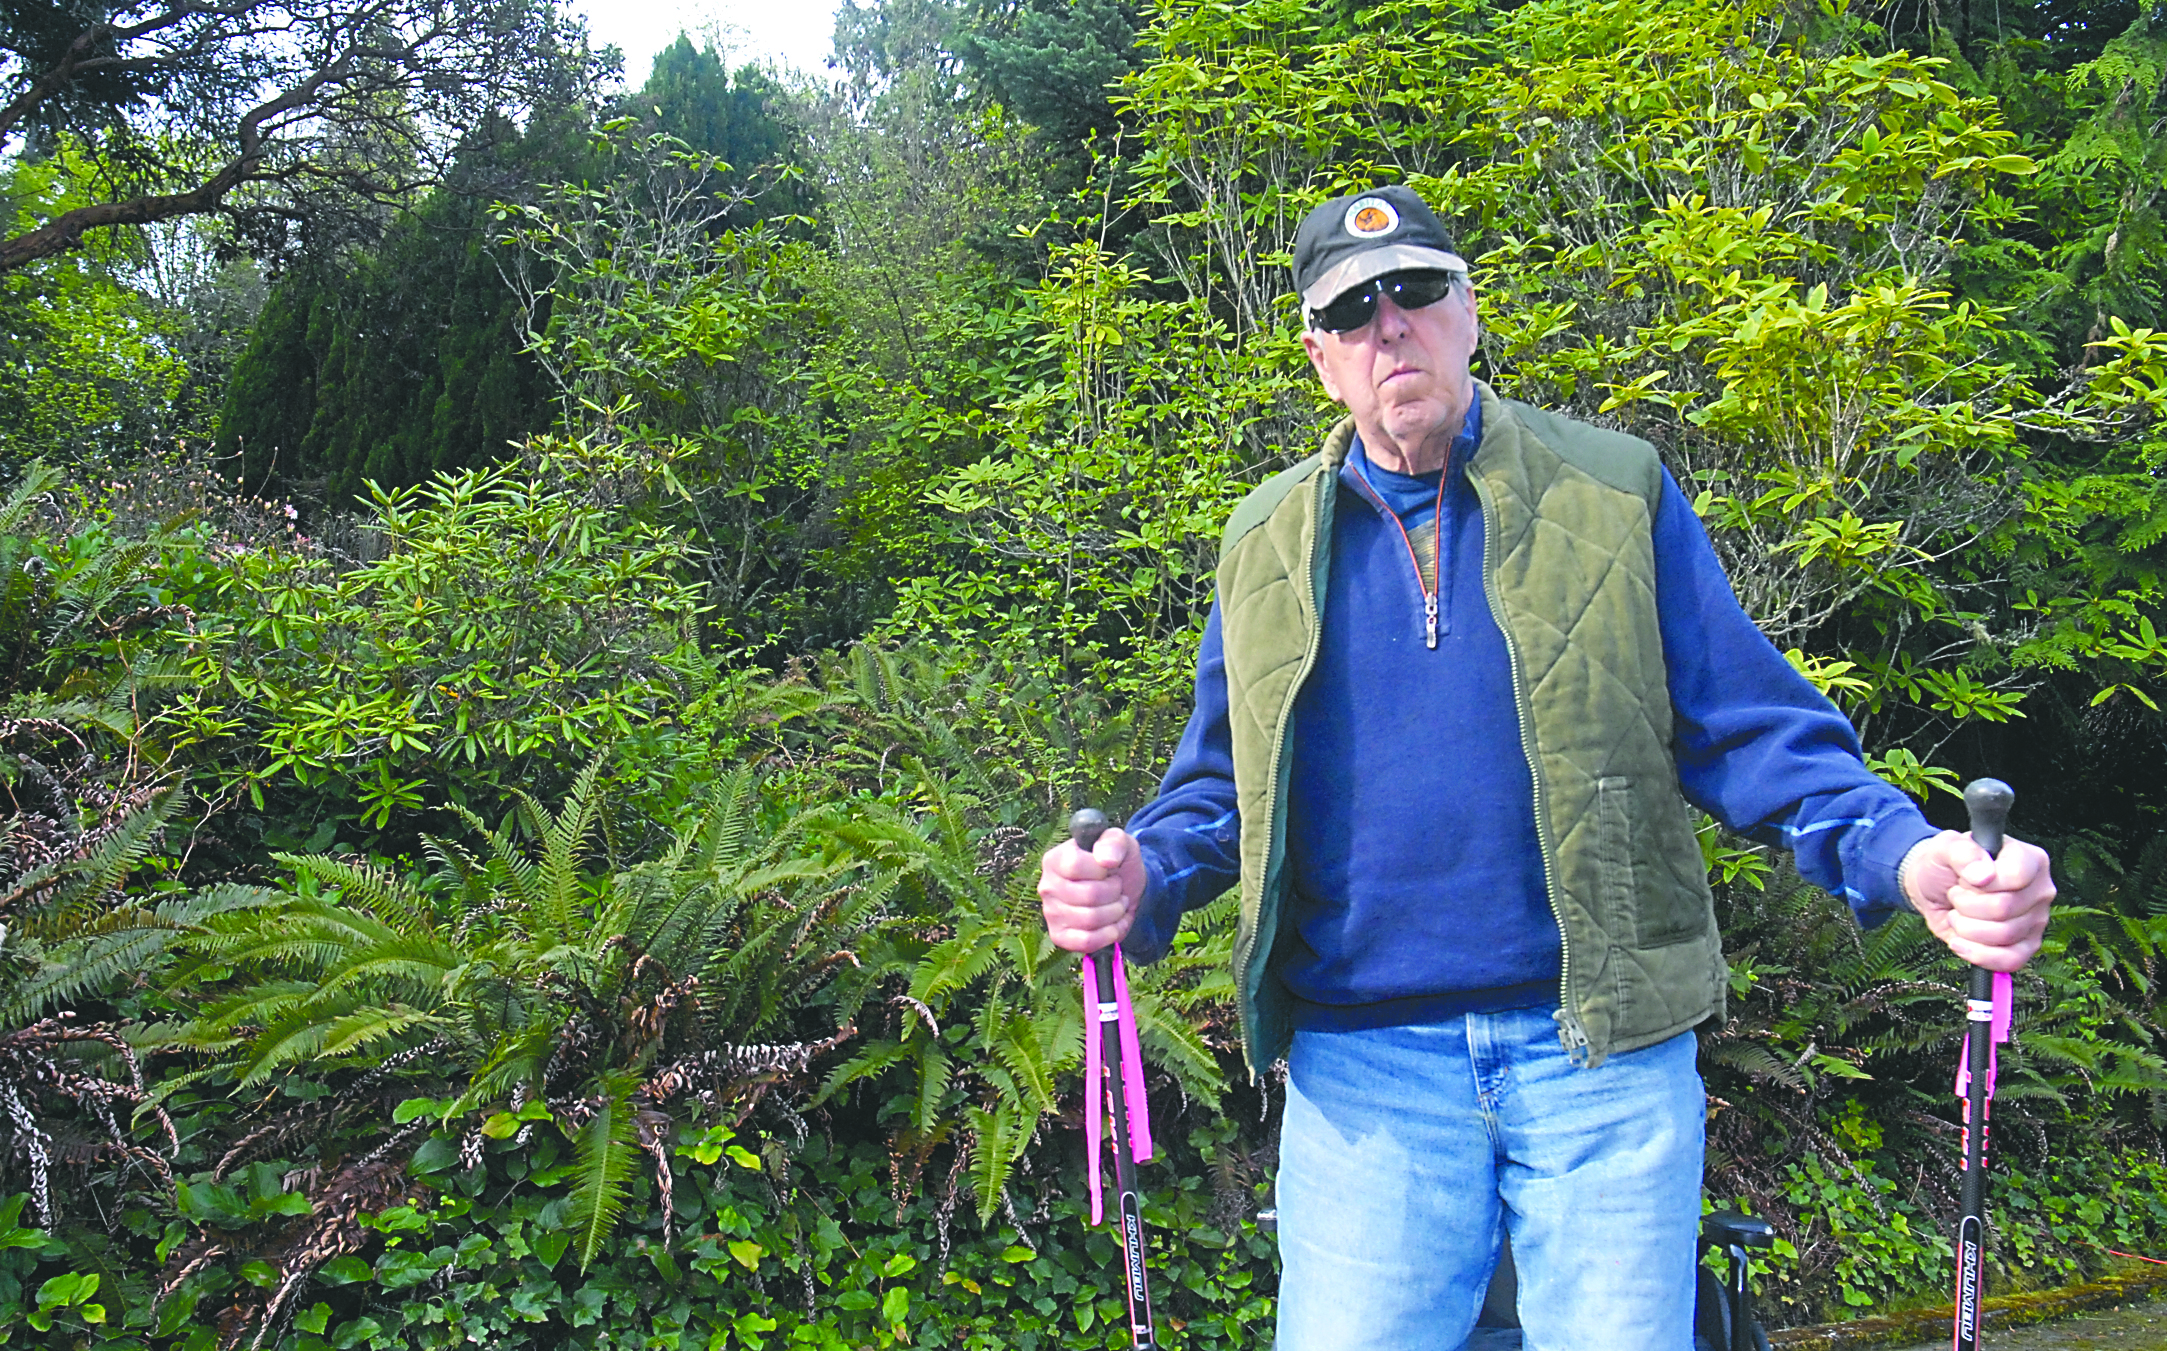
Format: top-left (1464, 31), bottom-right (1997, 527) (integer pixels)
top-left (1954, 969), bottom-right (2014, 1101)
top-left (1082, 945), bottom-right (1154, 1226)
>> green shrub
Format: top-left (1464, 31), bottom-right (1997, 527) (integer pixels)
top-left (158, 436), bottom-right (709, 841)
top-left (0, 1115), bottom-right (1280, 1349)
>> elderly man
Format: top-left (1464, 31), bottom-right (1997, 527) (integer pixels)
top-left (1038, 184), bottom-right (2055, 1349)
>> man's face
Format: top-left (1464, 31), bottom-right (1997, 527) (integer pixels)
top-left (1301, 277), bottom-right (1479, 455)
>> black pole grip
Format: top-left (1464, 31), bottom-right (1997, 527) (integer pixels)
top-left (1964, 777), bottom-right (2012, 860)
top-left (1962, 778), bottom-right (2011, 1009)
top-left (1071, 807), bottom-right (1109, 855)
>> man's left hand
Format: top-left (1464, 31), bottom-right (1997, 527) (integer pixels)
top-left (1901, 830), bottom-right (2055, 971)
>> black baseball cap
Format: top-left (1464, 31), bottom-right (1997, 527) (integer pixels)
top-left (1293, 185), bottom-right (1468, 319)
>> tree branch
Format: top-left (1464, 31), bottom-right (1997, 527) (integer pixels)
top-left (0, 0), bottom-right (569, 273)
top-left (0, 165), bottom-right (240, 272)
top-left (0, 2), bottom-right (255, 145)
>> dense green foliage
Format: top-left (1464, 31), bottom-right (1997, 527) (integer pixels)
top-left (13, 0), bottom-right (2167, 1346)
top-left (215, 43), bottom-right (807, 505)
top-left (0, 152), bottom-right (195, 465)
top-left (215, 185), bottom-right (554, 505)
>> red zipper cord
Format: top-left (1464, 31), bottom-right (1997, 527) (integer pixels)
top-left (2101, 1247), bottom-right (2167, 1267)
top-left (1352, 453), bottom-right (1448, 649)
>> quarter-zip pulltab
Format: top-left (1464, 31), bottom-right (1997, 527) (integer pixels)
top-left (1350, 453), bottom-right (1448, 649)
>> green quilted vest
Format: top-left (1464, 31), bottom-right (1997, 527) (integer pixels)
top-left (1214, 383), bottom-right (1726, 1075)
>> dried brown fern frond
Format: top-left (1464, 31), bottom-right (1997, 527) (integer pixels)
top-left (646, 1021), bottom-right (858, 1124)
top-left (0, 1013), bottom-right (178, 1224)
top-left (158, 1125), bottom-right (431, 1351)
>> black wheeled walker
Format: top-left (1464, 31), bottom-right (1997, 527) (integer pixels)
top-left (1256, 1206), bottom-right (1776, 1350)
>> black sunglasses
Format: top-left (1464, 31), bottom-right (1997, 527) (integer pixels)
top-left (1309, 269), bottom-right (1462, 334)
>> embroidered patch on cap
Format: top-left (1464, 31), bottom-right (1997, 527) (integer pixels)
top-left (1343, 196), bottom-right (1400, 238)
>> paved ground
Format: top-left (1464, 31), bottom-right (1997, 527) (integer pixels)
top-left (1890, 1299), bottom-right (2167, 1350)
top-left (1461, 1294), bottom-right (2167, 1350)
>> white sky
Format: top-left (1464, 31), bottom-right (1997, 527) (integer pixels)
top-left (572, 0), bottom-right (846, 86)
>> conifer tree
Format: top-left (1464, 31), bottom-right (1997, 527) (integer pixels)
top-left (219, 38), bottom-right (810, 502)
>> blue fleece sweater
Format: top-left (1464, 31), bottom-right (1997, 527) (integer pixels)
top-left (1122, 399), bottom-right (1939, 1032)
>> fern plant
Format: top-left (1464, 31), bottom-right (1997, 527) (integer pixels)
top-left (734, 641), bottom-right (1242, 1223)
top-left (1699, 836), bottom-right (2167, 1300)
top-left (151, 761), bottom-right (884, 1273)
top-left (813, 756), bottom-right (1233, 1223)
top-left (2006, 828), bottom-right (2167, 1113)
top-left (0, 777), bottom-right (197, 1226)
top-left (0, 462), bottom-right (236, 1226)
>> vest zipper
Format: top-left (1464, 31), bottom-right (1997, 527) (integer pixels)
top-left (1469, 467), bottom-right (1591, 1063)
top-left (1235, 463), bottom-right (1333, 1077)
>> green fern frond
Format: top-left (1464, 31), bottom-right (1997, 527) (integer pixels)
top-left (1702, 1040), bottom-right (1804, 1089)
top-left (913, 1042), bottom-right (952, 1137)
top-left (1186, 890), bottom-right (1241, 934)
top-left (1135, 999), bottom-right (1227, 1099)
top-left (11, 787), bottom-right (183, 934)
top-left (465, 806), bottom-right (545, 917)
top-left (273, 852), bottom-right (436, 934)
top-left (630, 883), bottom-right (733, 981)
top-left (420, 833), bottom-right (493, 903)
top-left (0, 694), bottom-right (133, 738)
top-left (567, 1077), bottom-right (642, 1272)
top-left (531, 757), bottom-right (607, 942)
top-left (315, 1006), bottom-right (443, 1058)
top-left (202, 899), bottom-right (412, 973)
top-left (0, 884), bottom-right (244, 1022)
top-left (812, 1038), bottom-right (914, 1107)
top-left (0, 461), bottom-right (60, 535)
top-left (913, 932), bottom-right (1005, 1004)
top-left (704, 769), bottom-right (755, 871)
top-left (991, 1014), bottom-right (1057, 1113)
top-left (315, 945), bottom-right (466, 1001)
top-left (230, 1010), bottom-right (343, 1084)
top-left (457, 1023), bottom-right (563, 1110)
top-left (1994, 1083), bottom-right (2071, 1109)
top-left (850, 641), bottom-right (896, 713)
top-left (966, 1099), bottom-right (1026, 1222)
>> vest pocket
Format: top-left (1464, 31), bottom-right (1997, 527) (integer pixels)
top-left (1598, 775), bottom-right (1700, 948)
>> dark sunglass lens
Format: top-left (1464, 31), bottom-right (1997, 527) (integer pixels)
top-left (1314, 272), bottom-right (1459, 332)
top-left (1385, 271), bottom-right (1456, 309)
top-left (1315, 287), bottom-right (1379, 333)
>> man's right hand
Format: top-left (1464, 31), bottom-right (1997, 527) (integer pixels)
top-left (1039, 827), bottom-right (1146, 953)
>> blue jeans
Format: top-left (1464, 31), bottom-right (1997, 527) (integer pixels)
top-left (1275, 1007), bottom-right (1705, 1350)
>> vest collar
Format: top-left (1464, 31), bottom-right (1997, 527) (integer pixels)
top-left (1328, 387), bottom-right (1491, 517)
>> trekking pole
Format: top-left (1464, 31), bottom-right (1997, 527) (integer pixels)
top-left (1070, 807), bottom-right (1160, 1350)
top-left (1954, 778), bottom-right (2016, 1351)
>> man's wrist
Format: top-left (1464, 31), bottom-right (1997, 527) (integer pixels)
top-left (1896, 834), bottom-right (1937, 912)
top-left (1851, 810), bottom-right (1942, 926)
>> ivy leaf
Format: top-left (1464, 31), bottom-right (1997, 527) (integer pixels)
top-left (531, 1229), bottom-right (571, 1271)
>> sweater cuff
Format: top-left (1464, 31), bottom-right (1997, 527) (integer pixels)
top-left (1120, 850), bottom-right (1183, 965)
top-left (1852, 807), bottom-right (1941, 929)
